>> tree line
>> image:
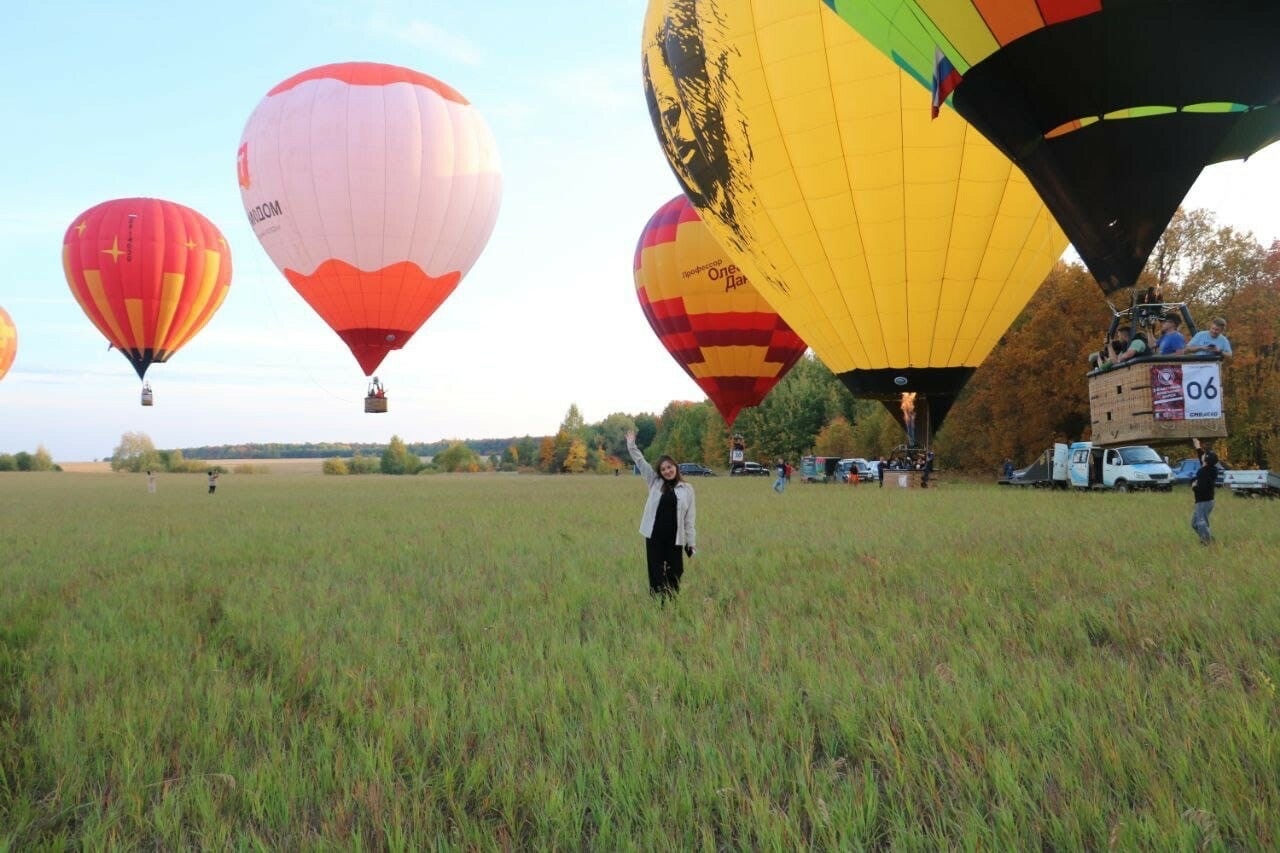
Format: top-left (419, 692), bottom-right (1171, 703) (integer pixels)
top-left (94, 209), bottom-right (1277, 476)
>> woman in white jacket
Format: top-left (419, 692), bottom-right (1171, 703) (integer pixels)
top-left (626, 430), bottom-right (697, 599)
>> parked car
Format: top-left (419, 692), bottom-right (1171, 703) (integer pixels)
top-left (678, 462), bottom-right (716, 477)
top-left (835, 458), bottom-right (876, 482)
top-left (1169, 457), bottom-right (1229, 487)
top-left (731, 461), bottom-right (770, 476)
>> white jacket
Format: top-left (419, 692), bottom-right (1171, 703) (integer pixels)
top-left (628, 440), bottom-right (696, 548)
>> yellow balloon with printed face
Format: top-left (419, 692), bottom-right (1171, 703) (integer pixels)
top-left (642, 0), bottom-right (1069, 440)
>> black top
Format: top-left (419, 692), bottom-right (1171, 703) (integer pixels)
top-left (652, 487), bottom-right (678, 546)
top-left (1192, 461), bottom-right (1217, 503)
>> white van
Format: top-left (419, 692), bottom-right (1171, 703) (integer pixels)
top-left (1066, 442), bottom-right (1173, 492)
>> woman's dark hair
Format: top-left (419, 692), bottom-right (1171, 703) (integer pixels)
top-left (656, 454), bottom-right (682, 491)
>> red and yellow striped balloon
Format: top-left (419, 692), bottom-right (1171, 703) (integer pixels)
top-left (634, 195), bottom-right (806, 426)
top-left (62, 198), bottom-right (232, 380)
top-left (0, 305), bottom-right (16, 382)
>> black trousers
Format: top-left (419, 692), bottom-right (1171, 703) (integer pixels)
top-left (645, 537), bottom-right (684, 596)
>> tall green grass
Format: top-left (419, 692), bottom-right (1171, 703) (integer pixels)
top-left (1, 471), bottom-right (1278, 848)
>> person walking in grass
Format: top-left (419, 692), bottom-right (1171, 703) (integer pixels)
top-left (1191, 441), bottom-right (1220, 546)
top-left (147, 470), bottom-right (157, 494)
top-left (626, 430), bottom-right (696, 601)
top-left (207, 470), bottom-right (219, 494)
top-left (773, 457), bottom-right (787, 494)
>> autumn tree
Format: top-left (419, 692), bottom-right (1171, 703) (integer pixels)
top-left (537, 436), bottom-right (556, 472)
top-left (813, 417), bottom-right (857, 457)
top-left (111, 431), bottom-right (161, 473)
top-left (938, 262), bottom-right (1110, 472)
top-left (562, 438), bottom-right (588, 473)
top-left (1217, 248), bottom-right (1280, 466)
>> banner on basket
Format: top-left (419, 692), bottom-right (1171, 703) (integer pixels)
top-left (1151, 363), bottom-right (1221, 420)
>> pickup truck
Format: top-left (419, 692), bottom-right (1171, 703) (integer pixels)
top-left (1222, 469), bottom-right (1280, 497)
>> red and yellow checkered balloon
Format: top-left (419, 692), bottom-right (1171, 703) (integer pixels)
top-left (634, 195), bottom-right (806, 427)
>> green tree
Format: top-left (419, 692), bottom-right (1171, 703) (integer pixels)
top-left (734, 354), bottom-right (849, 460)
top-left (514, 436), bottom-right (540, 469)
top-left (435, 441), bottom-right (482, 472)
top-left (700, 412), bottom-right (730, 469)
top-left (560, 404), bottom-right (586, 438)
top-left (111, 432), bottom-right (161, 473)
top-left (650, 401), bottom-right (712, 462)
top-left (322, 457), bottom-right (349, 475)
top-left (597, 413), bottom-right (638, 461)
top-left (381, 435), bottom-right (422, 475)
top-left (14, 451), bottom-right (32, 471)
top-left (633, 413), bottom-right (659, 450)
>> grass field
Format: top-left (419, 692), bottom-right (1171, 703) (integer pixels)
top-left (1, 470), bottom-right (1278, 848)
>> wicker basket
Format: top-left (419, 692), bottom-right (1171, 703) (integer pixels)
top-left (1088, 359), bottom-right (1226, 446)
top-left (364, 395), bottom-right (388, 414)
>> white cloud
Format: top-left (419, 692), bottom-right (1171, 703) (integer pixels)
top-left (367, 14), bottom-right (483, 66)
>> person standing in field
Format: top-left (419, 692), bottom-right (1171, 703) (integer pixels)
top-left (147, 470), bottom-right (157, 494)
top-left (1190, 441), bottom-right (1220, 546)
top-left (626, 430), bottom-right (696, 601)
top-left (207, 470), bottom-right (219, 494)
top-left (773, 457), bottom-right (787, 494)
top-left (877, 457), bottom-right (886, 488)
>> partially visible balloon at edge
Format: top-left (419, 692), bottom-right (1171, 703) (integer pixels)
top-left (634, 194), bottom-right (808, 427)
top-left (822, 0), bottom-right (1280, 294)
top-left (0, 306), bottom-right (16, 382)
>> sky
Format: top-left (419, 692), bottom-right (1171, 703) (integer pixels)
top-left (2, 1), bottom-right (1278, 462)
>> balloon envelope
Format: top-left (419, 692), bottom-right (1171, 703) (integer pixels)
top-left (822, 0), bottom-right (1280, 293)
top-left (634, 194), bottom-right (807, 426)
top-left (0, 306), bottom-right (15, 382)
top-left (238, 62), bottom-right (502, 376)
top-left (62, 198), bottom-right (232, 380)
top-left (642, 0), bottom-right (1068, 439)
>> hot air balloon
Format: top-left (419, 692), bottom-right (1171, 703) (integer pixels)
top-left (642, 0), bottom-right (1068, 442)
top-left (0, 306), bottom-right (16, 382)
top-left (821, 1), bottom-right (1280, 294)
top-left (62, 198), bottom-right (232, 405)
top-left (238, 62), bottom-right (502, 412)
top-left (634, 194), bottom-right (808, 427)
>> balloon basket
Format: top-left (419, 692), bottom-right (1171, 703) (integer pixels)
top-left (365, 395), bottom-right (388, 414)
top-left (141, 389), bottom-right (154, 407)
top-left (1088, 357), bottom-right (1227, 446)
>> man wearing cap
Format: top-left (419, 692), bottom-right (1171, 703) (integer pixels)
top-left (1191, 443), bottom-right (1220, 545)
top-left (1156, 314), bottom-right (1186, 355)
top-left (1183, 317), bottom-right (1233, 359)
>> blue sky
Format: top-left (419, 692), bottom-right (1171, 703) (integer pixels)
top-left (2, 1), bottom-right (1278, 462)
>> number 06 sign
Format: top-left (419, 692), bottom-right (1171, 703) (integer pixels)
top-left (1151, 363), bottom-right (1222, 421)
